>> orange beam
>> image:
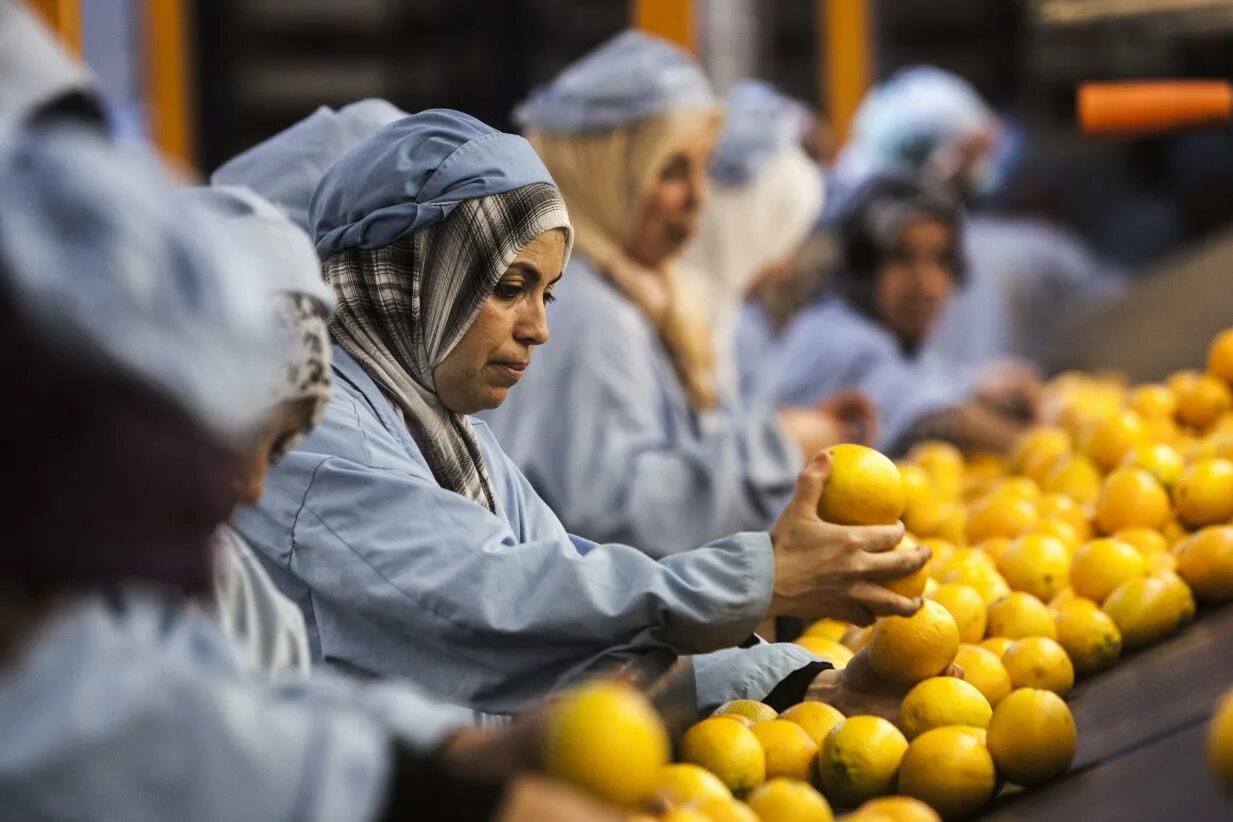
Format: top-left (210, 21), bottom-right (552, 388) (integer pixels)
top-left (25, 0), bottom-right (82, 56)
top-left (822, 0), bottom-right (872, 152)
top-left (633, 0), bottom-right (695, 53)
top-left (142, 0), bottom-right (196, 170)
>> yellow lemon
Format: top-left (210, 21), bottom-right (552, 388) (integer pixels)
top-left (1070, 538), bottom-right (1147, 603)
top-left (696, 798), bottom-right (760, 822)
top-left (921, 538), bottom-right (957, 577)
top-left (1002, 636), bottom-right (1075, 696)
top-left (1143, 414), bottom-right (1181, 444)
top-left (976, 537), bottom-right (1013, 565)
top-left (1011, 427), bottom-right (1072, 483)
top-left (1156, 570), bottom-right (1197, 624)
top-left (1130, 383), bottom-right (1177, 420)
top-left (986, 688), bottom-right (1076, 786)
top-left (884, 534), bottom-right (929, 598)
top-left (1121, 442), bottom-right (1185, 489)
top-left (898, 676), bottom-right (993, 740)
top-left (954, 644), bottom-right (1013, 706)
top-left (1102, 575), bottom-right (1181, 649)
top-left (746, 778), bottom-right (833, 822)
top-left (1176, 373), bottom-right (1232, 431)
top-left (796, 636), bottom-right (856, 669)
top-left (713, 699), bottom-right (778, 724)
top-left (1038, 493), bottom-right (1094, 544)
top-left (1177, 526), bottom-right (1233, 602)
top-left (981, 636), bottom-right (1015, 657)
top-left (991, 476), bottom-right (1042, 502)
top-left (659, 809), bottom-right (711, 822)
top-left (986, 592), bottom-right (1057, 640)
top-left (544, 681), bottom-right (669, 805)
top-left (966, 493), bottom-right (1038, 543)
top-left (681, 718), bottom-right (766, 795)
top-left (1094, 467), bottom-right (1171, 534)
top-left (803, 618), bottom-right (851, 642)
top-left (1174, 457), bottom-right (1233, 528)
top-left (779, 702), bottom-right (846, 747)
top-left (819, 444), bottom-right (906, 526)
top-left (1078, 408), bottom-right (1146, 472)
top-left (752, 720), bottom-right (820, 782)
top-left (818, 716), bottom-right (908, 806)
top-left (1053, 597), bottom-right (1122, 675)
top-left (910, 441), bottom-right (965, 501)
top-left (1030, 520), bottom-right (1081, 554)
top-left (1163, 517), bottom-right (1193, 548)
top-left (867, 600), bottom-right (960, 683)
top-left (849, 796), bottom-right (942, 822)
top-left (941, 563), bottom-right (1012, 607)
top-left (1114, 527), bottom-right (1169, 557)
top-left (997, 534), bottom-right (1071, 601)
top-left (655, 763), bottom-right (732, 807)
top-left (1208, 328), bottom-right (1233, 384)
top-left (1050, 587), bottom-right (1079, 609)
top-left (900, 463), bottom-right (944, 536)
top-left (932, 503), bottom-right (968, 545)
top-left (927, 584), bottom-right (987, 644)
top-left (897, 726), bottom-right (996, 820)
top-left (943, 547), bottom-right (997, 573)
top-left (1041, 453), bottom-right (1104, 506)
top-left (1208, 688), bottom-right (1233, 793)
top-left (1148, 550), bottom-right (1179, 574)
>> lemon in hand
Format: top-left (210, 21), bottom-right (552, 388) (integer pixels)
top-left (818, 444), bottom-right (906, 525)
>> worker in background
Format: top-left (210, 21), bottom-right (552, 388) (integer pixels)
top-left (484, 31), bottom-right (862, 558)
top-left (769, 174), bottom-right (1033, 455)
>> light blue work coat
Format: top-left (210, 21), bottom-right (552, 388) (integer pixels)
top-left (481, 254), bottom-right (802, 558)
top-left (0, 588), bottom-right (475, 822)
top-left (769, 298), bottom-right (971, 454)
top-left (234, 346), bottom-right (819, 715)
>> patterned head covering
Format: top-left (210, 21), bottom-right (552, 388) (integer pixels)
top-left (0, 0), bottom-right (104, 126)
top-left (210, 99), bottom-right (407, 230)
top-left (311, 110), bottom-right (573, 510)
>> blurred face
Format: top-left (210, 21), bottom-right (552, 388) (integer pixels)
top-left (874, 216), bottom-right (957, 349)
top-left (434, 229), bottom-right (568, 414)
top-left (625, 126), bottom-right (716, 268)
top-left (233, 397), bottom-right (320, 506)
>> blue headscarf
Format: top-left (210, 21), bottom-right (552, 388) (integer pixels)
top-left (210, 99), bottom-right (406, 231)
top-left (311, 109), bottom-right (561, 259)
top-left (513, 29), bottom-right (717, 133)
top-left (709, 80), bottom-right (814, 185)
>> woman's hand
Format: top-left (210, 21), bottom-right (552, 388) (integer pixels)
top-left (975, 359), bottom-right (1042, 422)
top-left (767, 451), bottom-right (928, 626)
top-left (817, 389), bottom-right (880, 446)
top-left (806, 648), bottom-right (964, 723)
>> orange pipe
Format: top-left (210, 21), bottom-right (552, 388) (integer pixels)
top-left (1079, 81), bottom-right (1233, 136)
top-left (142, 0), bottom-right (196, 171)
top-left (823, 0), bottom-right (872, 151)
top-left (633, 0), bottom-right (695, 53)
top-left (25, 0), bottom-right (82, 56)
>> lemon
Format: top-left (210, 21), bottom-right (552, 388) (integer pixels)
top-left (1176, 373), bottom-right (1232, 430)
top-left (898, 676), bottom-right (993, 740)
top-left (1094, 467), bottom-right (1171, 534)
top-left (1049, 587), bottom-right (1078, 609)
top-left (1121, 442), bottom-right (1185, 489)
top-left (940, 563), bottom-right (1012, 606)
top-left (697, 798), bottom-right (760, 822)
top-left (992, 476), bottom-right (1042, 501)
top-left (867, 601), bottom-right (960, 683)
top-left (681, 718), bottom-right (766, 795)
top-left (1042, 453), bottom-right (1104, 505)
top-left (819, 444), bottom-right (906, 526)
top-left (898, 726), bottom-right (997, 819)
top-left (752, 719), bottom-right (820, 782)
top-left (1078, 408), bottom-right (1145, 471)
top-left (981, 636), bottom-right (1015, 657)
top-left (921, 538), bottom-right (957, 577)
top-left (986, 592), bottom-right (1057, 640)
top-left (910, 441), bottom-right (965, 501)
top-left (804, 618), bottom-right (851, 642)
top-left (954, 644), bottom-right (1013, 706)
top-left (1114, 527), bottom-right (1169, 557)
top-left (1176, 526), bottom-right (1233, 603)
top-left (927, 584), bottom-right (987, 644)
top-left (796, 636), bottom-right (856, 669)
top-left (746, 778), bottom-right (833, 822)
top-left (1053, 598), bottom-right (1122, 675)
top-left (818, 715), bottom-right (908, 806)
top-left (1208, 329), bottom-right (1233, 383)
top-left (660, 810), bottom-right (710, 822)
top-left (944, 547), bottom-right (998, 573)
top-left (1031, 520), bottom-right (1081, 554)
top-left (1002, 636), bottom-right (1075, 696)
top-left (713, 714), bottom-right (754, 728)
top-left (976, 537), bottom-right (1013, 564)
top-left (1070, 538), bottom-right (1147, 603)
top-left (1038, 493), bottom-right (1093, 543)
top-left (1174, 458), bottom-right (1233, 528)
top-left (713, 699), bottom-right (778, 724)
top-left (1011, 427), bottom-right (1072, 483)
top-left (779, 702), bottom-right (846, 747)
top-left (966, 492), bottom-right (1038, 543)
top-left (1163, 517), bottom-right (1193, 548)
top-left (931, 503), bottom-right (968, 545)
top-left (1208, 688), bottom-right (1233, 793)
top-left (655, 763), bottom-right (732, 807)
top-left (883, 534), bottom-right (929, 598)
top-left (544, 681), bottom-right (669, 805)
top-left (986, 688), bottom-right (1076, 785)
top-left (1148, 550), bottom-right (1179, 575)
top-left (1157, 571), bottom-right (1197, 624)
top-left (848, 796), bottom-right (942, 822)
top-left (996, 534), bottom-right (1071, 601)
top-left (1102, 575), bottom-right (1181, 649)
top-left (900, 463), bottom-right (944, 536)
top-left (1130, 383), bottom-right (1178, 420)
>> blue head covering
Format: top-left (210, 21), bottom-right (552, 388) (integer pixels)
top-left (513, 29), bottom-right (717, 133)
top-left (709, 80), bottom-right (814, 185)
top-left (0, 0), bottom-right (103, 126)
top-left (210, 99), bottom-right (407, 231)
top-left (310, 108), bottom-right (561, 259)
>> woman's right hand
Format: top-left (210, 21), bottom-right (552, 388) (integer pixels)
top-left (767, 451), bottom-right (928, 626)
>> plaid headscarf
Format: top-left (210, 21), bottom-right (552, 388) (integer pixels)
top-left (323, 182), bottom-right (570, 510)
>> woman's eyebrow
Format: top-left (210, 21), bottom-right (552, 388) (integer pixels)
top-left (507, 262), bottom-right (542, 283)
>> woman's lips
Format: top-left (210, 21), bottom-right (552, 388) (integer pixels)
top-left (491, 360), bottom-right (528, 383)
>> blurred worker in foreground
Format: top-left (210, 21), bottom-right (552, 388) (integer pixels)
top-left (679, 79), bottom-right (877, 441)
top-left (769, 174), bottom-right (1034, 455)
top-left (484, 31), bottom-right (864, 558)
top-left (833, 66), bottom-right (1121, 373)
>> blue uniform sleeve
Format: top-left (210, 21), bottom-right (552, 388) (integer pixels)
top-left (692, 642), bottom-right (827, 714)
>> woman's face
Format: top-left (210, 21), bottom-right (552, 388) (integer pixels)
top-left (434, 229), bottom-right (568, 414)
top-left (233, 397), bottom-right (320, 506)
top-left (625, 126), bottom-right (716, 268)
top-left (874, 216), bottom-right (956, 348)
